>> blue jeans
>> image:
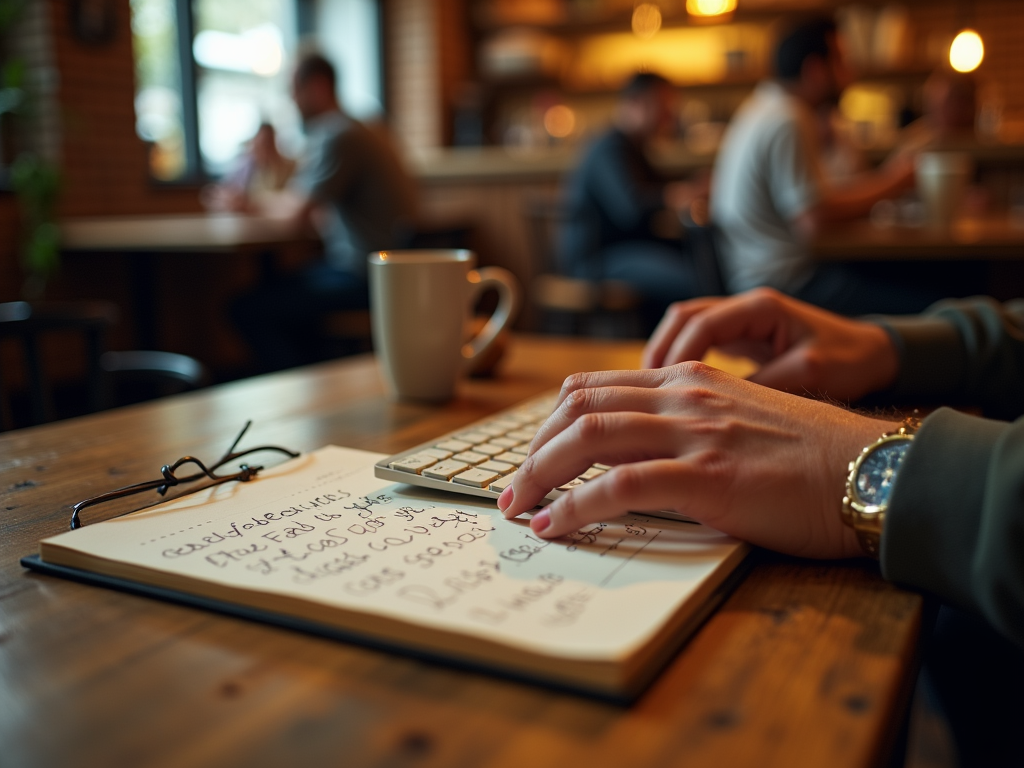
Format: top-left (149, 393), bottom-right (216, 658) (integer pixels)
top-left (585, 241), bottom-right (698, 333)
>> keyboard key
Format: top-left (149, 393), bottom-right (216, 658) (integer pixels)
top-left (580, 467), bottom-right (605, 481)
top-left (435, 439), bottom-right (471, 453)
top-left (511, 444), bottom-right (531, 455)
top-left (477, 423), bottom-right (511, 437)
top-left (420, 447), bottom-right (453, 460)
top-left (390, 454), bottom-right (438, 474)
top-left (454, 431), bottom-right (490, 444)
top-left (489, 472), bottom-right (516, 492)
top-left (477, 460), bottom-right (514, 475)
top-left (593, 463), bottom-right (612, 471)
top-left (422, 460), bottom-right (470, 480)
top-left (490, 437), bottom-right (521, 449)
top-left (453, 451), bottom-right (489, 465)
top-left (558, 478), bottom-right (585, 491)
top-left (507, 428), bottom-right (537, 442)
top-left (505, 412), bottom-right (538, 425)
top-left (474, 443), bottom-right (505, 457)
top-left (490, 419), bottom-right (521, 431)
top-left (494, 452), bottom-right (525, 466)
top-left (452, 468), bottom-right (500, 488)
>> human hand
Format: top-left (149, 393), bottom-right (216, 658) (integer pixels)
top-left (881, 150), bottom-right (917, 194)
top-left (497, 364), bottom-right (898, 559)
top-left (642, 288), bottom-right (900, 403)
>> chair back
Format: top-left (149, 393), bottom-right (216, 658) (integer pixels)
top-left (0, 301), bottom-right (117, 428)
top-left (0, 301), bottom-right (208, 430)
top-left (681, 209), bottom-right (727, 297)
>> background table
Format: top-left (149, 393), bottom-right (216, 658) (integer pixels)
top-left (60, 213), bottom-right (312, 253)
top-left (0, 337), bottom-right (924, 768)
top-left (59, 213), bottom-right (319, 354)
top-left (813, 215), bottom-right (1024, 261)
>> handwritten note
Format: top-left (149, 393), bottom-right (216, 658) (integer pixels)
top-left (42, 447), bottom-right (746, 663)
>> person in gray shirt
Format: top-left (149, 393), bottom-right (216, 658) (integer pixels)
top-left (711, 17), bottom-right (973, 315)
top-left (231, 54), bottom-right (417, 372)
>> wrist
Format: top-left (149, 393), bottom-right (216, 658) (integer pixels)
top-left (861, 322), bottom-right (900, 395)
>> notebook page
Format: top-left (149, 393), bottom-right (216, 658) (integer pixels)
top-left (41, 446), bottom-right (745, 662)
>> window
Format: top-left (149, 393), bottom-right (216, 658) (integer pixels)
top-left (130, 0), bottom-right (301, 181)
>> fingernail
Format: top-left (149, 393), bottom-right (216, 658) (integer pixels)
top-left (497, 486), bottom-right (514, 513)
top-left (531, 509), bottom-right (551, 534)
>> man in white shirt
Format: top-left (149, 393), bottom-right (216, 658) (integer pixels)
top-left (711, 17), bottom-right (943, 315)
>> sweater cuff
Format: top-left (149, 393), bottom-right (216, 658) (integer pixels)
top-left (871, 316), bottom-right (966, 401)
top-left (881, 408), bottom-right (1006, 608)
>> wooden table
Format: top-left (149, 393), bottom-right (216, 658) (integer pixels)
top-left (59, 213), bottom-right (318, 351)
top-left (0, 337), bottom-right (924, 768)
top-left (60, 213), bottom-right (312, 253)
top-left (813, 215), bottom-right (1024, 261)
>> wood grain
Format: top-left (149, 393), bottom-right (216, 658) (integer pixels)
top-left (0, 336), bottom-right (923, 768)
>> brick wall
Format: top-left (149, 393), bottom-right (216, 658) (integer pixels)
top-left (908, 0), bottom-right (1024, 126)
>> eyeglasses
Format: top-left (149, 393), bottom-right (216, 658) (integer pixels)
top-left (70, 421), bottom-right (300, 529)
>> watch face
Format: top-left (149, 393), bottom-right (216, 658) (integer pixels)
top-left (855, 439), bottom-right (912, 507)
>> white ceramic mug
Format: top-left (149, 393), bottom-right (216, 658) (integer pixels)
top-left (916, 151), bottom-right (974, 230)
top-left (368, 250), bottom-right (520, 402)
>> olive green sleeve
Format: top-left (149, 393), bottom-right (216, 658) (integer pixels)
top-left (873, 297), bottom-right (1024, 420)
top-left (882, 407), bottom-right (1024, 648)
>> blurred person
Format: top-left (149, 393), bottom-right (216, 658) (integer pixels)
top-left (500, 287), bottom-right (1024, 764)
top-left (559, 72), bottom-right (703, 333)
top-left (231, 53), bottom-right (418, 373)
top-left (711, 16), bottom-right (948, 316)
top-left (202, 123), bottom-right (296, 212)
top-left (893, 68), bottom-right (978, 156)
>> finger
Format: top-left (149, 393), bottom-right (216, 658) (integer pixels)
top-left (661, 290), bottom-right (794, 368)
top-left (642, 298), bottom-right (721, 369)
top-left (552, 368), bottom-right (671, 414)
top-left (501, 412), bottom-right (684, 520)
top-left (529, 385), bottom-right (669, 457)
top-left (529, 460), bottom-right (701, 539)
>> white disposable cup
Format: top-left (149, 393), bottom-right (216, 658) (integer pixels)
top-left (916, 151), bottom-right (974, 230)
top-left (368, 249), bottom-right (520, 402)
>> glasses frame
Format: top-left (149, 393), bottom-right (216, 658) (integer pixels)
top-left (69, 421), bottom-right (300, 529)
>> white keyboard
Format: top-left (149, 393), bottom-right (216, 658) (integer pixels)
top-left (374, 393), bottom-right (692, 523)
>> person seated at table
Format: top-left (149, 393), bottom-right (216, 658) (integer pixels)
top-left (499, 288), bottom-right (1024, 765)
top-left (231, 53), bottom-right (418, 373)
top-left (892, 68), bottom-right (977, 157)
top-left (559, 72), bottom-right (701, 333)
top-left (201, 123), bottom-right (296, 213)
top-left (711, 16), bottom-right (953, 316)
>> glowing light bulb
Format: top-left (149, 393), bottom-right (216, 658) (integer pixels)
top-left (686, 0), bottom-right (737, 18)
top-left (949, 29), bottom-right (984, 73)
top-left (543, 104), bottom-right (576, 138)
top-left (631, 3), bottom-right (662, 39)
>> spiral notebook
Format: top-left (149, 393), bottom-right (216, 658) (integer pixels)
top-left (24, 446), bottom-right (748, 702)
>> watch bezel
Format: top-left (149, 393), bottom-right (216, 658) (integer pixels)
top-left (845, 434), bottom-right (914, 516)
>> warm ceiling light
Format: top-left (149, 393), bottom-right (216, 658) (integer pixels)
top-left (631, 3), bottom-right (662, 39)
top-left (949, 29), bottom-right (984, 73)
top-left (543, 104), bottom-right (576, 138)
top-left (686, 0), bottom-right (737, 18)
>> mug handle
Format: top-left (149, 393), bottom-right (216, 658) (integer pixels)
top-left (463, 267), bottom-right (521, 366)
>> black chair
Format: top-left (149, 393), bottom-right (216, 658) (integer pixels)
top-left (0, 301), bottom-right (207, 431)
top-left (522, 195), bottom-right (642, 337)
top-left (681, 202), bottom-right (728, 297)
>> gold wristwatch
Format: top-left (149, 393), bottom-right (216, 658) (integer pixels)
top-left (842, 416), bottom-right (921, 558)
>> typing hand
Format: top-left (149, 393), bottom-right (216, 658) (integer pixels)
top-left (642, 288), bottom-right (900, 403)
top-left (497, 363), bottom-right (897, 559)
